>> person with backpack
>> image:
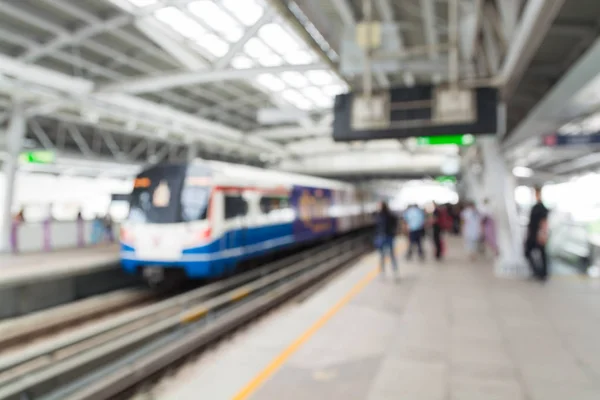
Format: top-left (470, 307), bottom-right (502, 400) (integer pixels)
top-left (375, 201), bottom-right (399, 279)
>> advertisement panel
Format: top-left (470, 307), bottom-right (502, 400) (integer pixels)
top-left (290, 186), bottom-right (337, 241)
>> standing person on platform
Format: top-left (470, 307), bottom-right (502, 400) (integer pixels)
top-left (403, 204), bottom-right (426, 261)
top-left (375, 201), bottom-right (399, 279)
top-left (525, 187), bottom-right (549, 281)
top-left (103, 213), bottom-right (114, 243)
top-left (461, 201), bottom-right (482, 262)
top-left (431, 202), bottom-right (444, 261)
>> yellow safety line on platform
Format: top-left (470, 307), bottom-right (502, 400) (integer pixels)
top-left (231, 287), bottom-right (252, 302)
top-left (180, 307), bottom-right (209, 324)
top-left (232, 266), bottom-right (379, 400)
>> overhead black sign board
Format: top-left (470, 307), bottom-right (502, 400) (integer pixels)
top-left (542, 133), bottom-right (600, 147)
top-left (332, 85), bottom-right (498, 142)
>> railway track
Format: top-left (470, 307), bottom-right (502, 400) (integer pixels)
top-left (0, 232), bottom-right (371, 400)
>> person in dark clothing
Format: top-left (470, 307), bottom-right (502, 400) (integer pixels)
top-left (103, 213), bottom-right (114, 243)
top-left (375, 201), bottom-right (399, 278)
top-left (431, 202), bottom-right (443, 260)
top-left (525, 187), bottom-right (549, 281)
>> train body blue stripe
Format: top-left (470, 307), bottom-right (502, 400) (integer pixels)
top-left (120, 222), bottom-right (310, 277)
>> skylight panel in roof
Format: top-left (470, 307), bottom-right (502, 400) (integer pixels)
top-left (281, 71), bottom-right (308, 88)
top-left (302, 87), bottom-right (333, 108)
top-left (197, 33), bottom-right (229, 57)
top-left (231, 55), bottom-right (254, 69)
top-left (258, 23), bottom-right (300, 55)
top-left (188, 1), bottom-right (243, 42)
top-left (257, 74), bottom-right (286, 91)
top-left (282, 90), bottom-right (312, 110)
top-left (258, 54), bottom-right (283, 67)
top-left (222, 0), bottom-right (264, 26)
top-left (306, 70), bottom-right (333, 86)
top-left (322, 84), bottom-right (345, 97)
top-left (283, 50), bottom-right (315, 65)
top-left (154, 7), bottom-right (207, 40)
top-left (244, 38), bottom-right (272, 59)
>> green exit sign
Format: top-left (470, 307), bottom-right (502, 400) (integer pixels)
top-left (19, 150), bottom-right (56, 164)
top-left (416, 134), bottom-right (475, 146)
top-left (435, 176), bottom-right (457, 184)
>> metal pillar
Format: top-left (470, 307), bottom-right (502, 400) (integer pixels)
top-left (0, 102), bottom-right (25, 253)
top-left (479, 135), bottom-right (528, 277)
top-left (463, 165), bottom-right (485, 209)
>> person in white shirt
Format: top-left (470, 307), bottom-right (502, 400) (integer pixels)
top-left (461, 201), bottom-right (482, 261)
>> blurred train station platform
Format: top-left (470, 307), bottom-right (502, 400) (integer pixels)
top-left (0, 245), bottom-right (119, 287)
top-left (147, 238), bottom-right (600, 400)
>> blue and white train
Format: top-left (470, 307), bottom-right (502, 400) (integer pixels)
top-left (120, 160), bottom-right (378, 286)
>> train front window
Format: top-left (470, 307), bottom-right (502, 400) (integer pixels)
top-left (181, 185), bottom-right (210, 222)
top-left (128, 166), bottom-right (185, 224)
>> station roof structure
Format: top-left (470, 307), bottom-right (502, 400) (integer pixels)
top-left (0, 0), bottom-right (599, 180)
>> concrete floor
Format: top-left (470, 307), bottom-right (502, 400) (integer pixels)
top-left (147, 238), bottom-right (600, 400)
top-left (0, 244), bottom-right (119, 285)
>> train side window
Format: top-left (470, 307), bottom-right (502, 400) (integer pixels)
top-left (260, 196), bottom-right (289, 215)
top-left (225, 195), bottom-right (247, 219)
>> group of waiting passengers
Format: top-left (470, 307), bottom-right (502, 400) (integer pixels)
top-left (374, 190), bottom-right (548, 282)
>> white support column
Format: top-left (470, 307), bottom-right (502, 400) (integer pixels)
top-left (463, 165), bottom-right (485, 209)
top-left (479, 135), bottom-right (528, 278)
top-left (0, 102), bottom-right (25, 253)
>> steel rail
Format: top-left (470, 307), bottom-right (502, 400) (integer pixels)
top-left (48, 238), bottom-right (367, 400)
top-left (0, 237), bottom-right (341, 376)
top-left (0, 233), bottom-right (369, 399)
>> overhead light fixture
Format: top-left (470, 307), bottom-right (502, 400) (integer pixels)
top-left (513, 166), bottom-right (533, 178)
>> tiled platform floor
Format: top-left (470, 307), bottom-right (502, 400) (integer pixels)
top-left (142, 237), bottom-right (600, 400)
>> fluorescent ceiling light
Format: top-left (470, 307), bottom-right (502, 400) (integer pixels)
top-left (258, 23), bottom-right (301, 55)
top-left (222, 0), bottom-right (263, 26)
top-left (188, 1), bottom-right (243, 42)
top-left (513, 166), bottom-right (534, 178)
top-left (306, 70), bottom-right (333, 85)
top-left (281, 71), bottom-right (308, 88)
top-left (256, 74), bottom-right (286, 91)
top-left (244, 38), bottom-right (272, 58)
top-left (284, 51), bottom-right (314, 65)
top-left (197, 33), bottom-right (229, 57)
top-left (231, 55), bottom-right (254, 69)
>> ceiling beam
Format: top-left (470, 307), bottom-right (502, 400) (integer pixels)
top-left (496, 0), bottom-right (566, 97)
top-left (0, 55), bottom-right (288, 156)
top-left (99, 63), bottom-right (329, 94)
top-left (420, 0), bottom-right (440, 60)
top-left (252, 125), bottom-right (331, 140)
top-left (17, 0), bottom-right (200, 62)
top-left (496, 0), bottom-right (522, 42)
top-left (215, 8), bottom-right (276, 69)
top-left (504, 36), bottom-right (600, 151)
top-left (550, 152), bottom-right (600, 174)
